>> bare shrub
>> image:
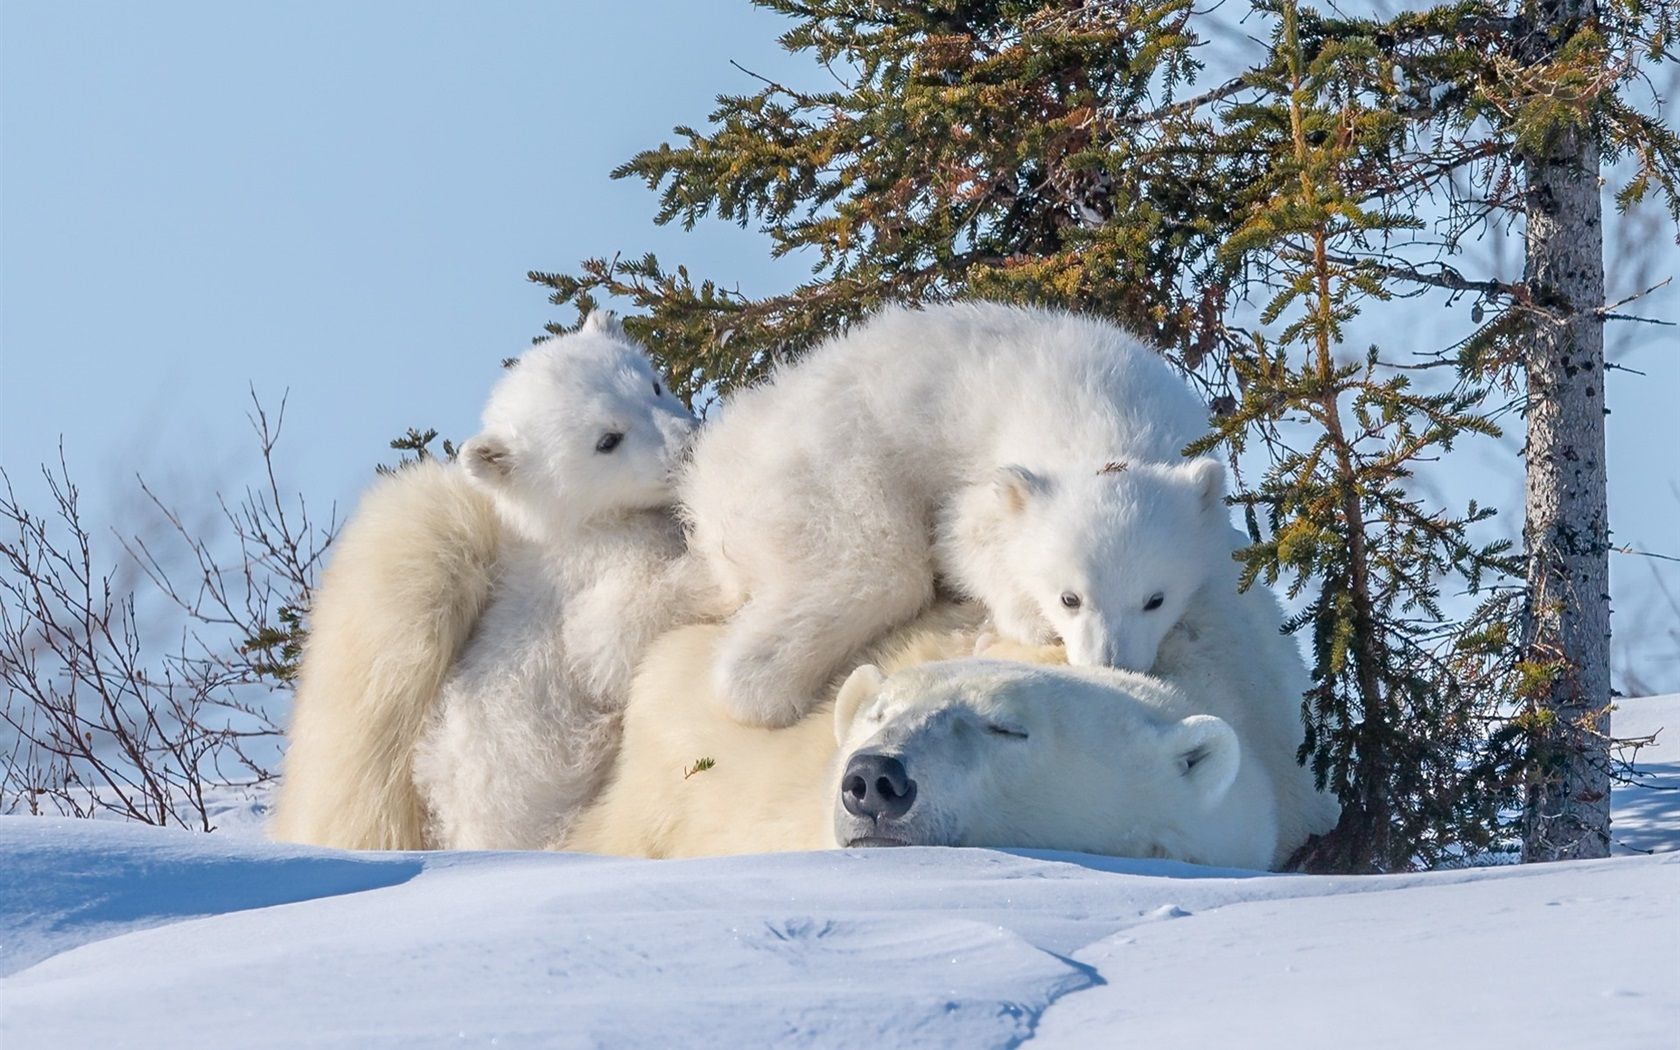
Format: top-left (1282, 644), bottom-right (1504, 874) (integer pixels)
top-left (0, 393), bottom-right (334, 830)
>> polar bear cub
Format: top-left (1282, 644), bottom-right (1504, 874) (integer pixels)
top-left (681, 301), bottom-right (1221, 726)
top-left (411, 314), bottom-right (702, 850)
top-left (937, 457), bottom-right (1230, 671)
top-left (272, 312), bottom-right (700, 851)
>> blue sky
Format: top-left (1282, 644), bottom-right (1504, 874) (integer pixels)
top-left (2, 2), bottom-right (805, 506)
top-left (3, 2), bottom-right (1677, 688)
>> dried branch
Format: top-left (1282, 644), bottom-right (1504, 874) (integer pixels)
top-left (0, 398), bottom-right (333, 829)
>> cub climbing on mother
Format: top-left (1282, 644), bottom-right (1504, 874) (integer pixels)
top-left (680, 301), bottom-right (1233, 728)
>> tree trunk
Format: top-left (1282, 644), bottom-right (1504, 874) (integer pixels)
top-left (1518, 0), bottom-right (1613, 862)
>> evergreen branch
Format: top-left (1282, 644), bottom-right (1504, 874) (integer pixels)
top-left (532, 0), bottom-right (1679, 870)
top-left (1601, 312), bottom-right (1677, 326)
top-left (1613, 545), bottom-right (1680, 564)
top-left (727, 59), bottom-right (823, 107)
top-left (1324, 254), bottom-right (1538, 309)
top-left (1352, 139), bottom-right (1512, 205)
top-left (1117, 75), bottom-right (1253, 125)
top-left (1595, 276), bottom-right (1674, 317)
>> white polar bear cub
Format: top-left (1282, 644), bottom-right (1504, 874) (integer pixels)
top-left (272, 312), bottom-right (699, 851)
top-left (410, 313), bottom-right (702, 850)
top-left (682, 301), bottom-right (1221, 726)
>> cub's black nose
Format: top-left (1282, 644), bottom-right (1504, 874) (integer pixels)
top-left (841, 752), bottom-right (917, 820)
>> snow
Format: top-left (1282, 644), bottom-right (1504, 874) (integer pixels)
top-left (3, 697), bottom-right (1677, 1049)
top-left (1609, 694), bottom-right (1680, 857)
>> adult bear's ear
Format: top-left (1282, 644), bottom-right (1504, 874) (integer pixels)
top-left (992, 465), bottom-right (1046, 515)
top-left (834, 664), bottom-right (886, 743)
top-left (1181, 457), bottom-right (1226, 514)
top-left (1163, 714), bottom-right (1240, 810)
top-left (461, 433), bottom-right (513, 485)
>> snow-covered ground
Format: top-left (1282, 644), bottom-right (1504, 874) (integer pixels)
top-left (3, 698), bottom-right (1676, 1049)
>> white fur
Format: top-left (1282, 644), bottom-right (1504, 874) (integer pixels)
top-left (970, 521), bottom-right (1344, 865)
top-left (456, 311), bottom-right (699, 546)
top-left (945, 466), bottom-right (1341, 860)
top-left (560, 606), bottom-right (989, 858)
top-left (270, 458), bottom-right (499, 850)
top-left (562, 607), bottom-right (1279, 871)
top-left (681, 301), bottom-right (1217, 726)
top-left (1146, 551), bottom-right (1342, 866)
top-left (272, 314), bottom-right (703, 850)
top-left (830, 660), bottom-right (1277, 870)
top-left (939, 457), bottom-right (1231, 670)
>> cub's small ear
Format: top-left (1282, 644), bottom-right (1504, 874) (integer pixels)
top-left (1182, 458), bottom-right (1226, 514)
top-left (992, 464), bottom-right (1046, 515)
top-left (834, 664), bottom-right (886, 744)
top-left (1164, 714), bottom-right (1240, 810)
top-left (461, 434), bottom-right (513, 485)
top-left (582, 309), bottom-right (623, 336)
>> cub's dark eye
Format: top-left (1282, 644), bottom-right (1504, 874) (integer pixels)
top-left (1060, 591), bottom-right (1082, 611)
top-left (987, 724), bottom-right (1029, 740)
top-left (652, 381), bottom-right (663, 397)
top-left (1143, 592), bottom-right (1165, 611)
top-left (595, 432), bottom-right (624, 454)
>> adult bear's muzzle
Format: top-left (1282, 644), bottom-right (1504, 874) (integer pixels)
top-left (838, 751), bottom-right (918, 846)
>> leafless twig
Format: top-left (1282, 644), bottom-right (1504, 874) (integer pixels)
top-left (0, 396), bottom-right (334, 830)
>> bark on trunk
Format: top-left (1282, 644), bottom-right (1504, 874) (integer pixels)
top-left (1518, 0), bottom-right (1613, 862)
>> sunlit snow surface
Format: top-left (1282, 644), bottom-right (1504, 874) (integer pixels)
top-left (3, 697), bottom-right (1676, 1049)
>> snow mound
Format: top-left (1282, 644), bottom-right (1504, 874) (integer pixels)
top-left (1610, 694), bottom-right (1680, 856)
top-left (1, 696), bottom-right (1676, 1049)
top-left (0, 818), bottom-right (425, 976)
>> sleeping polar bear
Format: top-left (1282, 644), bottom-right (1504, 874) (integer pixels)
top-left (561, 609), bottom-right (1281, 871)
top-left (826, 659), bottom-right (1274, 867)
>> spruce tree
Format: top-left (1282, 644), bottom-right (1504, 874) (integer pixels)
top-left (534, 0), bottom-right (1679, 870)
top-left (1514, 0), bottom-right (1615, 860)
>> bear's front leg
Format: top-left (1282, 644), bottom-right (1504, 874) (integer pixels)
top-left (564, 551), bottom-right (714, 702)
top-left (984, 593), bottom-right (1060, 653)
top-left (712, 572), bottom-right (934, 728)
top-left (710, 626), bottom-right (820, 728)
top-left (562, 574), bottom-right (647, 702)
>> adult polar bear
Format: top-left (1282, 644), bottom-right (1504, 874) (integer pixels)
top-left (683, 301), bottom-right (1223, 729)
top-left (563, 609), bottom-right (1279, 871)
top-left (271, 314), bottom-right (701, 850)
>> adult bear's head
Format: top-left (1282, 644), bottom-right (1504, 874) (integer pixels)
top-left (827, 659), bottom-right (1259, 865)
top-left (459, 311), bottom-right (698, 543)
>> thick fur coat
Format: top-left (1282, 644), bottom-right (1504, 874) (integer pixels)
top-left (563, 606), bottom-right (1279, 871)
top-left (561, 605), bottom-right (990, 858)
top-left (680, 301), bottom-right (1224, 727)
top-left (272, 315), bottom-right (702, 850)
top-left (269, 458), bottom-right (499, 850)
top-left (1151, 540), bottom-right (1343, 865)
top-left (828, 659), bottom-right (1278, 870)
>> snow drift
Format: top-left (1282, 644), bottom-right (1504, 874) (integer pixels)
top-left (1, 695), bottom-right (1675, 1048)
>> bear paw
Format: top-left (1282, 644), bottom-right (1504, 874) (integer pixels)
top-left (973, 633), bottom-right (1069, 665)
top-left (710, 636), bottom-right (817, 729)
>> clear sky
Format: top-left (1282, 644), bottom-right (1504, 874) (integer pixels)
top-left (1, 1), bottom-right (806, 506)
top-left (3, 2), bottom-right (1676, 689)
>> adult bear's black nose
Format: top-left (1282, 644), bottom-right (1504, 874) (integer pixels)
top-left (841, 752), bottom-right (917, 820)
